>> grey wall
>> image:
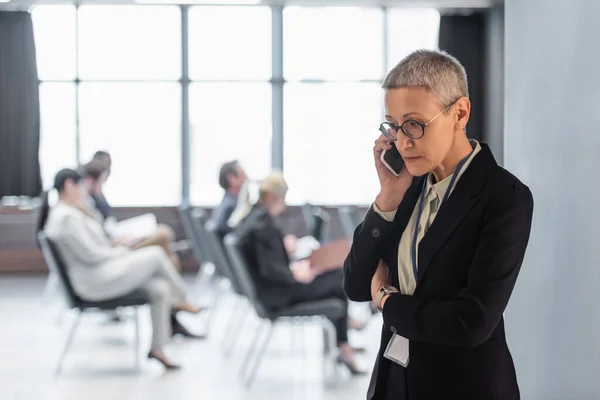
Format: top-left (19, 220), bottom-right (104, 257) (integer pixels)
top-left (484, 4), bottom-right (504, 163)
top-left (504, 0), bottom-right (600, 399)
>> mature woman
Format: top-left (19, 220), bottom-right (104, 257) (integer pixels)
top-left (235, 172), bottom-right (364, 375)
top-left (343, 50), bottom-right (534, 399)
top-left (39, 169), bottom-right (202, 369)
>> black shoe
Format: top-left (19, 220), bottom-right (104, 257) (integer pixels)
top-left (172, 323), bottom-right (207, 339)
top-left (170, 314), bottom-right (207, 339)
top-left (338, 355), bottom-right (367, 376)
top-left (147, 351), bottom-right (181, 370)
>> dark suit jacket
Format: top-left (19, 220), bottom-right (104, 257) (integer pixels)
top-left (235, 205), bottom-right (297, 309)
top-left (343, 144), bottom-right (534, 400)
top-left (211, 192), bottom-right (238, 240)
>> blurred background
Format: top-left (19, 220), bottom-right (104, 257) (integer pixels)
top-left (1, 0), bottom-right (598, 399)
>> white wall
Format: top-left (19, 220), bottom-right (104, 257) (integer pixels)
top-left (504, 0), bottom-right (600, 398)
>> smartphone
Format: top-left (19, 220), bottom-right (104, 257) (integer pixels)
top-left (380, 144), bottom-right (405, 176)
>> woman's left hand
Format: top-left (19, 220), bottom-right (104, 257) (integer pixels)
top-left (371, 260), bottom-right (392, 305)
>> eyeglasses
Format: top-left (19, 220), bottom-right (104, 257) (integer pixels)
top-left (379, 101), bottom-right (457, 141)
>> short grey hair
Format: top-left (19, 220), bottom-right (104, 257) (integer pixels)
top-left (382, 49), bottom-right (469, 108)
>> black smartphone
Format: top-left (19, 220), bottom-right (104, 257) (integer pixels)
top-left (380, 144), bottom-right (405, 176)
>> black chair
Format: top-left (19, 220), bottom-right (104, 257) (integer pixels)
top-left (301, 203), bottom-right (331, 243)
top-left (203, 219), bottom-right (252, 352)
top-left (37, 232), bottom-right (149, 376)
top-left (179, 206), bottom-right (217, 294)
top-left (338, 205), bottom-right (364, 238)
top-left (223, 233), bottom-right (343, 387)
top-left (178, 205), bottom-right (209, 266)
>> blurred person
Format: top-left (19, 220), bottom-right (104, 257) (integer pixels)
top-left (211, 160), bottom-right (248, 240)
top-left (343, 50), bottom-right (533, 399)
top-left (38, 169), bottom-right (204, 369)
top-left (235, 172), bottom-right (365, 375)
top-left (83, 158), bottom-right (182, 271)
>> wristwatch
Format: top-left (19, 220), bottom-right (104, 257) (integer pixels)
top-left (376, 285), bottom-right (399, 312)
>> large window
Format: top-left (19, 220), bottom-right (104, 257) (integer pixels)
top-left (284, 83), bottom-right (382, 205)
top-left (386, 8), bottom-right (441, 69)
top-left (283, 7), bottom-right (385, 205)
top-left (188, 6), bottom-right (272, 205)
top-left (33, 4), bottom-right (440, 207)
top-left (34, 5), bottom-right (182, 206)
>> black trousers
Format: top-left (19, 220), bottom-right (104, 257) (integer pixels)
top-left (286, 269), bottom-right (349, 343)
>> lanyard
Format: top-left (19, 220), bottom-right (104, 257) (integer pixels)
top-left (411, 151), bottom-right (473, 280)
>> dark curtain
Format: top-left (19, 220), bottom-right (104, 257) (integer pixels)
top-left (438, 12), bottom-right (486, 142)
top-left (0, 12), bottom-right (42, 198)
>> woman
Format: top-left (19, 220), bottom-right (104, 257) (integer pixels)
top-left (38, 169), bottom-right (202, 369)
top-left (343, 50), bottom-right (534, 399)
top-left (235, 172), bottom-right (364, 375)
top-left (81, 160), bottom-right (182, 271)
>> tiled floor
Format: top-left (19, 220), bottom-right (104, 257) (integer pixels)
top-left (1, 276), bottom-right (381, 400)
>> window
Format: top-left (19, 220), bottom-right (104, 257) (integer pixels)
top-left (188, 6), bottom-right (271, 80)
top-left (386, 8), bottom-right (440, 70)
top-left (39, 83), bottom-right (77, 188)
top-left (78, 5), bottom-right (181, 80)
top-left (188, 6), bottom-right (272, 205)
top-left (189, 83), bottom-right (272, 205)
top-left (284, 83), bottom-right (383, 205)
top-left (284, 7), bottom-right (384, 81)
top-left (31, 5), bottom-right (77, 80)
top-left (32, 4), bottom-right (441, 207)
top-left (78, 83), bottom-right (181, 206)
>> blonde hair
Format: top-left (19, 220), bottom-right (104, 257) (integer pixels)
top-left (259, 171), bottom-right (288, 198)
top-left (226, 171), bottom-right (288, 228)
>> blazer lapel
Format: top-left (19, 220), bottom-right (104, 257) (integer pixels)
top-left (416, 144), bottom-right (497, 284)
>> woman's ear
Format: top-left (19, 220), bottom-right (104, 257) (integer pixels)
top-left (454, 97), bottom-right (471, 131)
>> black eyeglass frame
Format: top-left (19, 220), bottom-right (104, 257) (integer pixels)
top-left (379, 99), bottom-right (459, 141)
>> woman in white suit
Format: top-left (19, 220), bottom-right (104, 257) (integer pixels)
top-left (38, 168), bottom-right (201, 369)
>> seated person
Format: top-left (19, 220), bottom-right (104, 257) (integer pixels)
top-left (38, 169), bottom-right (203, 369)
top-left (211, 160), bottom-right (248, 240)
top-left (82, 158), bottom-right (181, 271)
top-left (234, 172), bottom-right (364, 375)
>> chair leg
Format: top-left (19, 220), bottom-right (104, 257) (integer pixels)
top-left (244, 322), bottom-right (274, 389)
top-left (239, 322), bottom-right (268, 378)
top-left (191, 262), bottom-right (215, 299)
top-left (222, 299), bottom-right (250, 357)
top-left (134, 307), bottom-right (141, 371)
top-left (321, 317), bottom-right (339, 388)
top-left (55, 311), bottom-right (82, 377)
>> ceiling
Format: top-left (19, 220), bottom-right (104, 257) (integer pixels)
top-left (0, 0), bottom-right (501, 10)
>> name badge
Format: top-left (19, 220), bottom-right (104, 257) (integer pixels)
top-left (383, 333), bottom-right (409, 367)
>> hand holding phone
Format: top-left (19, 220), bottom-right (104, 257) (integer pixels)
top-left (373, 135), bottom-right (413, 211)
top-left (380, 145), bottom-right (405, 176)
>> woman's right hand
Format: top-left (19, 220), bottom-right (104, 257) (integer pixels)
top-left (373, 135), bottom-right (414, 211)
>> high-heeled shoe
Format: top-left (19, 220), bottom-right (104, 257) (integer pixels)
top-left (172, 322), bottom-right (207, 339)
top-left (337, 355), bottom-right (368, 376)
top-left (147, 351), bottom-right (181, 370)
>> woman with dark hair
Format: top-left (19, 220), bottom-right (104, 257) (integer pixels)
top-left (39, 169), bottom-right (202, 369)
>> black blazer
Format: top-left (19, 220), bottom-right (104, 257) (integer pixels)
top-left (343, 144), bottom-right (534, 400)
top-left (235, 205), bottom-right (297, 309)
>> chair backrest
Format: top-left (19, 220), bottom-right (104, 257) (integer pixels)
top-left (37, 232), bottom-right (81, 308)
top-left (204, 219), bottom-right (243, 295)
top-left (223, 234), bottom-right (270, 319)
top-left (338, 205), bottom-right (363, 237)
top-left (312, 207), bottom-right (331, 243)
top-left (189, 208), bottom-right (215, 264)
top-left (178, 205), bottom-right (206, 264)
top-left (300, 203), bottom-right (316, 236)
